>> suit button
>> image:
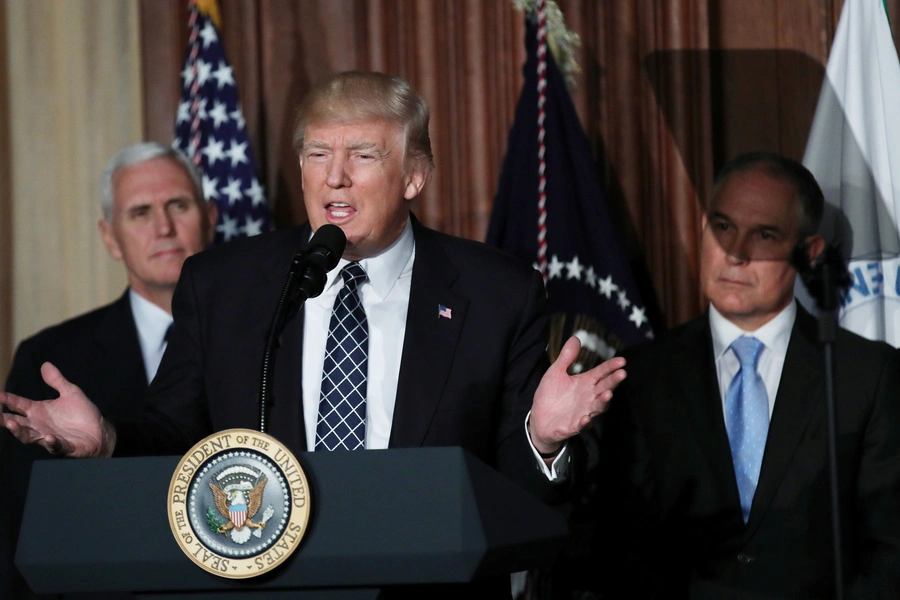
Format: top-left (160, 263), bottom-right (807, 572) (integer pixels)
top-left (736, 553), bottom-right (755, 564)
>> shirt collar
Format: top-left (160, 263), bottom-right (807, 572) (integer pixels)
top-left (129, 288), bottom-right (173, 350)
top-left (320, 217), bottom-right (415, 300)
top-left (709, 300), bottom-right (796, 361)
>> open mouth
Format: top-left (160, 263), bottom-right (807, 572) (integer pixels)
top-left (327, 202), bottom-right (354, 219)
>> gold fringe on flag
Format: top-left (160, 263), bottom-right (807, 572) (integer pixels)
top-left (195, 0), bottom-right (222, 28)
top-left (512, 0), bottom-right (581, 90)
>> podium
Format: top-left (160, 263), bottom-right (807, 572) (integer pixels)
top-left (16, 447), bottom-right (567, 598)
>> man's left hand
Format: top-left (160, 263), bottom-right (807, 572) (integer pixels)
top-left (529, 336), bottom-right (627, 455)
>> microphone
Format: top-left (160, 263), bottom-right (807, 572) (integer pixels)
top-left (291, 224), bottom-right (347, 301)
top-left (790, 242), bottom-right (851, 312)
top-left (258, 224), bottom-right (346, 433)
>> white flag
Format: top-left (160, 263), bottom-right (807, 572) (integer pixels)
top-left (802, 0), bottom-right (900, 346)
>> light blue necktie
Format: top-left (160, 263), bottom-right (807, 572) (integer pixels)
top-left (316, 262), bottom-right (368, 451)
top-left (725, 336), bottom-right (769, 523)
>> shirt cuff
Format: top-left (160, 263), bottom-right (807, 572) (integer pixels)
top-left (524, 410), bottom-right (570, 481)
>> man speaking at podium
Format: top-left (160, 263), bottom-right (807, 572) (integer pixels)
top-left (1, 72), bottom-right (626, 585)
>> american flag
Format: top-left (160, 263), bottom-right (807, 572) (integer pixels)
top-left (438, 305), bottom-right (452, 319)
top-left (174, 0), bottom-right (272, 244)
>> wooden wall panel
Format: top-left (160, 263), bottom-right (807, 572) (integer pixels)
top-left (0, 1), bottom-right (11, 377)
top-left (137, 0), bottom-right (900, 329)
top-left (6, 0), bottom-right (143, 351)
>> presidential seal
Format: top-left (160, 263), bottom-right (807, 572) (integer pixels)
top-left (167, 429), bottom-right (310, 578)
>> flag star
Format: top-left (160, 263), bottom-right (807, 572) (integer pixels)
top-left (585, 266), bottom-right (597, 288)
top-left (221, 177), bottom-right (244, 205)
top-left (598, 275), bottom-right (617, 298)
top-left (196, 59), bottom-right (212, 86)
top-left (176, 100), bottom-right (191, 125)
top-left (629, 306), bottom-right (648, 327)
top-left (225, 140), bottom-right (248, 167)
top-left (194, 98), bottom-right (209, 121)
top-left (181, 62), bottom-right (194, 87)
top-left (199, 21), bottom-right (218, 48)
top-left (217, 213), bottom-right (240, 241)
top-left (202, 175), bottom-right (220, 200)
top-left (547, 255), bottom-right (565, 279)
top-left (565, 255), bottom-right (584, 280)
top-left (243, 216), bottom-right (264, 237)
top-left (245, 178), bottom-right (266, 207)
top-left (202, 136), bottom-right (226, 165)
top-left (617, 290), bottom-right (631, 310)
top-left (212, 61), bottom-right (235, 89)
top-left (230, 107), bottom-right (246, 130)
top-left (208, 101), bottom-right (230, 128)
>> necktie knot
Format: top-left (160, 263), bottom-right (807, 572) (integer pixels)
top-left (731, 336), bottom-right (763, 369)
top-left (340, 262), bottom-right (367, 291)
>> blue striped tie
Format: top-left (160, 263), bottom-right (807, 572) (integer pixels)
top-left (725, 336), bottom-right (769, 523)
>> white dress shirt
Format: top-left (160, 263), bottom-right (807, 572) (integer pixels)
top-left (709, 301), bottom-right (797, 418)
top-left (129, 289), bottom-right (174, 384)
top-left (302, 220), bottom-right (414, 450)
top-left (299, 218), bottom-right (567, 479)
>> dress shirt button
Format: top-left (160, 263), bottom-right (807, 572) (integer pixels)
top-left (736, 553), bottom-right (755, 564)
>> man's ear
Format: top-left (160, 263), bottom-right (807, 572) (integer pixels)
top-left (805, 234), bottom-right (826, 262)
top-left (98, 219), bottom-right (123, 261)
top-left (403, 167), bottom-right (428, 201)
top-left (204, 200), bottom-right (219, 245)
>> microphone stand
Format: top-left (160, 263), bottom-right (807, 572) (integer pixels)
top-left (792, 244), bottom-right (851, 600)
top-left (257, 251), bottom-right (310, 433)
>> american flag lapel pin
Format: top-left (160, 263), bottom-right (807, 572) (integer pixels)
top-left (438, 304), bottom-right (452, 319)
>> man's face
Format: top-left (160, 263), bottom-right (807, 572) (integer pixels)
top-left (99, 157), bottom-right (217, 300)
top-left (299, 119), bottom-right (427, 261)
top-left (700, 168), bottom-right (821, 331)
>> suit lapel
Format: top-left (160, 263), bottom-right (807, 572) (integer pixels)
top-left (672, 317), bottom-right (744, 508)
top-left (389, 220), bottom-right (468, 448)
top-left (745, 307), bottom-right (822, 535)
top-left (93, 292), bottom-right (149, 404)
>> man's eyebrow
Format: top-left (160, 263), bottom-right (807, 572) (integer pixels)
top-left (346, 141), bottom-right (381, 152)
top-left (302, 141), bottom-right (331, 152)
top-left (709, 210), bottom-right (786, 234)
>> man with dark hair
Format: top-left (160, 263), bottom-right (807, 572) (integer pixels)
top-left (1, 72), bottom-right (626, 597)
top-left (599, 151), bottom-right (900, 598)
top-left (1, 142), bottom-right (217, 598)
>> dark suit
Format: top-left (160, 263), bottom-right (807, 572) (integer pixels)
top-left (114, 215), bottom-right (561, 492)
top-left (2, 291), bottom-right (149, 599)
top-left (599, 304), bottom-right (900, 599)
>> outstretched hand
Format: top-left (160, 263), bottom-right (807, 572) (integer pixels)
top-left (529, 336), bottom-right (627, 455)
top-left (0, 362), bottom-right (114, 457)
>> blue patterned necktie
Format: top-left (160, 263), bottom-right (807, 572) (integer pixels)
top-left (725, 336), bottom-right (769, 523)
top-left (316, 262), bottom-right (368, 451)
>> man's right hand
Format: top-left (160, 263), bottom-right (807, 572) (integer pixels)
top-left (0, 362), bottom-right (115, 457)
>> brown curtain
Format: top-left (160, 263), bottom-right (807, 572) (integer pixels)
top-left (138, 0), bottom-right (877, 331)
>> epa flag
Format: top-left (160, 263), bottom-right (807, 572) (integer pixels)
top-left (801, 0), bottom-right (900, 347)
top-left (487, 13), bottom-right (651, 371)
top-left (174, 0), bottom-right (272, 244)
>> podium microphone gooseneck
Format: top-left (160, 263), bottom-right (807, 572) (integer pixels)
top-left (258, 224), bottom-right (346, 433)
top-left (791, 243), bottom-right (851, 600)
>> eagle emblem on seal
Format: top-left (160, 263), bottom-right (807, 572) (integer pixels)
top-left (207, 465), bottom-right (275, 544)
